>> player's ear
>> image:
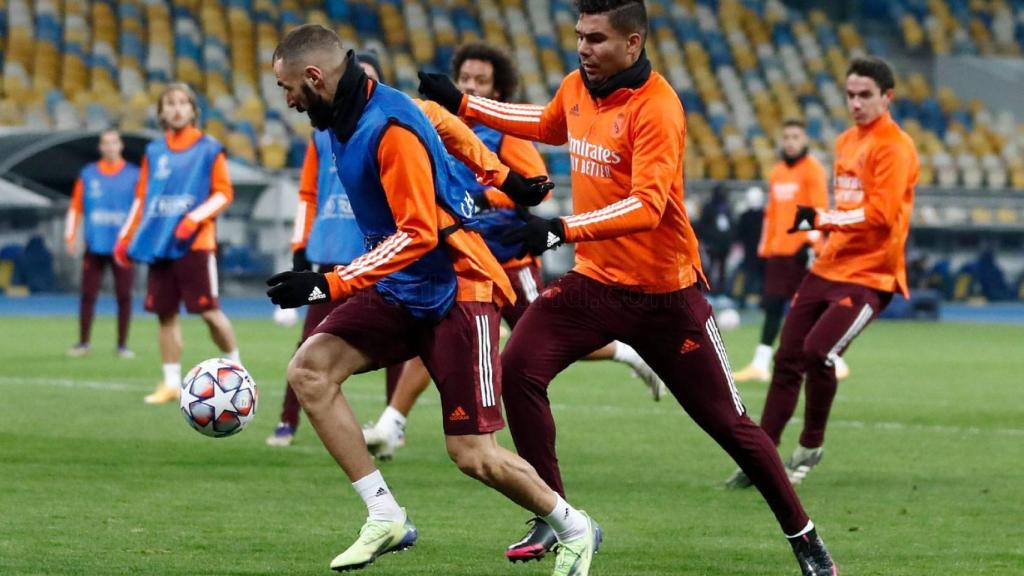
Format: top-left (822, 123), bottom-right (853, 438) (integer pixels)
top-left (303, 65), bottom-right (323, 89)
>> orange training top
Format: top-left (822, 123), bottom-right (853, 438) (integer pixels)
top-left (760, 154), bottom-right (828, 257)
top-left (65, 158), bottom-right (126, 245)
top-left (811, 112), bottom-right (918, 297)
top-left (323, 123), bottom-right (514, 306)
top-left (119, 126), bottom-right (233, 251)
top-left (460, 69), bottom-right (704, 293)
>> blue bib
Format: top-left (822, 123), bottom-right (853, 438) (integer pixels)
top-left (329, 83), bottom-right (478, 321)
top-left (80, 162), bottom-right (140, 255)
top-left (128, 135), bottom-right (222, 262)
top-left (305, 129), bottom-right (365, 266)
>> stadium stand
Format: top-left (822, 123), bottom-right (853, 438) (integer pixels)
top-left (1, 0), bottom-right (1023, 189)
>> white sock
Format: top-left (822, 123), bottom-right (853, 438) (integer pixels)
top-left (225, 349), bottom-right (241, 364)
top-left (752, 344), bottom-right (773, 372)
top-left (785, 519), bottom-right (815, 539)
top-left (352, 470), bottom-right (405, 522)
top-left (833, 355), bottom-right (848, 372)
top-left (376, 406), bottom-right (407, 439)
top-left (162, 363), bottom-right (181, 389)
top-left (611, 341), bottom-right (643, 370)
top-left (544, 493), bottom-right (588, 542)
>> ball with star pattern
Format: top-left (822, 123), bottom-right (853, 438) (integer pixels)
top-left (180, 358), bottom-right (258, 438)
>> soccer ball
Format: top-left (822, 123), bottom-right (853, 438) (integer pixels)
top-left (715, 307), bottom-right (742, 331)
top-left (180, 358), bottom-right (258, 438)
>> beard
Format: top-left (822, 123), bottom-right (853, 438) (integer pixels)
top-left (302, 84), bottom-right (334, 131)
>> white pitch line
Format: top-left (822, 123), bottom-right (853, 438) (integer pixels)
top-left (2, 376), bottom-right (1021, 438)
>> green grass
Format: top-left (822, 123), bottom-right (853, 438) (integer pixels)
top-left (1, 315), bottom-right (1022, 575)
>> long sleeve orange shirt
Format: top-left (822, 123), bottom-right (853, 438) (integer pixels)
top-left (811, 112), bottom-right (918, 296)
top-left (460, 70), bottom-right (704, 293)
top-left (760, 154), bottom-right (828, 257)
top-left (65, 159), bottom-right (129, 245)
top-left (118, 126), bottom-right (233, 251)
top-left (324, 124), bottom-right (514, 307)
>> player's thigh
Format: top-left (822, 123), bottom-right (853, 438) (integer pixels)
top-left (804, 285), bottom-right (889, 359)
top-left (502, 272), bottom-right (614, 379)
top-left (627, 287), bottom-right (747, 422)
top-left (80, 252), bottom-right (105, 294)
top-left (422, 301), bottom-right (505, 436)
top-left (111, 257), bottom-right (134, 297)
top-left (310, 288), bottom-right (420, 371)
top-left (776, 274), bottom-right (831, 354)
top-left (291, 332), bottom-right (374, 389)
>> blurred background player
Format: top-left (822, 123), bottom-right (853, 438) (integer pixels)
top-left (114, 83), bottom-right (241, 405)
top-left (419, 2), bottom-right (835, 573)
top-left (728, 56), bottom-right (918, 489)
top-left (65, 128), bottom-right (139, 359)
top-left (732, 119), bottom-right (850, 383)
top-left (267, 26), bottom-right (599, 574)
top-left (697, 183), bottom-right (734, 295)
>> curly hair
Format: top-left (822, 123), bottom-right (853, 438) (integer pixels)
top-left (451, 42), bottom-right (519, 102)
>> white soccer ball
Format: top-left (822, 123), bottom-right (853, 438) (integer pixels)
top-left (716, 307), bottom-right (741, 331)
top-left (180, 358), bottom-right (259, 438)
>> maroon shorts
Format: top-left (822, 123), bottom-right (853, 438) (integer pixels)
top-left (145, 250), bottom-right (220, 315)
top-left (764, 255), bottom-right (808, 299)
top-left (501, 262), bottom-right (543, 328)
top-left (312, 288), bottom-right (504, 435)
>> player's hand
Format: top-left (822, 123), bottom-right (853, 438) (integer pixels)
top-left (498, 172), bottom-right (554, 207)
top-left (113, 239), bottom-right (131, 268)
top-left (794, 243), bottom-right (814, 269)
top-left (787, 206), bottom-right (818, 233)
top-left (174, 217), bottom-right (199, 241)
top-left (500, 211), bottom-right (566, 258)
top-left (417, 71), bottom-right (464, 115)
top-left (292, 248), bottom-right (312, 272)
top-left (266, 270), bottom-right (331, 309)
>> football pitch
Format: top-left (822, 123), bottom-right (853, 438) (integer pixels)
top-left (1, 315), bottom-right (1021, 575)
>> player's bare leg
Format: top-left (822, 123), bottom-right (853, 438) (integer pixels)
top-left (364, 358), bottom-right (431, 460)
top-left (584, 341), bottom-right (666, 400)
top-left (145, 312), bottom-right (183, 404)
top-left (199, 308), bottom-right (240, 363)
top-left (288, 333), bottom-right (417, 571)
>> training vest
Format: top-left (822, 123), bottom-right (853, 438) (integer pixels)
top-left (306, 129), bottom-right (365, 266)
top-left (448, 124), bottom-right (527, 263)
top-left (329, 83), bottom-right (477, 321)
top-left (80, 162), bottom-right (140, 255)
top-left (129, 135), bottom-right (222, 262)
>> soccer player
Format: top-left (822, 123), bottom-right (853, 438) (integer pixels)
top-left (733, 119), bottom-right (843, 383)
top-left (731, 56), bottom-right (918, 488)
top-left (65, 128), bottom-right (139, 359)
top-left (114, 83), bottom-right (241, 405)
top-left (267, 25), bottom-right (600, 574)
top-left (418, 1), bottom-right (835, 573)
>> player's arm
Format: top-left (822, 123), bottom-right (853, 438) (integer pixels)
top-left (418, 70), bottom-right (568, 145)
top-left (813, 142), bottom-right (911, 232)
top-left (559, 100), bottom-right (682, 242)
top-left (175, 153), bottom-right (234, 241)
top-left (113, 157), bottom-right (149, 266)
top-left (64, 177), bottom-right (84, 251)
top-left (416, 98), bottom-right (510, 187)
top-left (484, 137), bottom-right (549, 209)
top-left (322, 124), bottom-right (440, 300)
top-left (291, 138), bottom-right (319, 252)
top-left (757, 189), bottom-right (772, 258)
top-left (803, 161), bottom-right (827, 248)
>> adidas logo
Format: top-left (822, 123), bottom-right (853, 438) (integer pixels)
top-left (569, 103), bottom-right (580, 116)
top-left (448, 406), bottom-right (470, 422)
top-left (838, 296), bottom-right (854, 307)
top-left (308, 286), bottom-right (326, 302)
top-left (797, 220), bottom-right (814, 231)
top-left (680, 338), bottom-right (701, 354)
top-left (546, 231), bottom-right (561, 248)
top-left (374, 487), bottom-right (388, 497)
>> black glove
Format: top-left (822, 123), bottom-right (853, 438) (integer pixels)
top-left (292, 247), bottom-right (312, 272)
top-left (794, 243), bottom-right (814, 268)
top-left (499, 171), bottom-right (554, 207)
top-left (266, 270), bottom-right (331, 309)
top-left (787, 206), bottom-right (818, 233)
top-left (417, 71), bottom-right (464, 115)
top-left (500, 212), bottom-right (566, 258)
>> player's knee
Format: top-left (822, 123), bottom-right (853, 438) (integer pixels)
top-left (286, 352), bottom-right (329, 400)
top-left (802, 343), bottom-right (831, 367)
top-left (446, 439), bottom-right (499, 482)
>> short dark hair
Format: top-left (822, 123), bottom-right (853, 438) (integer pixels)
top-left (782, 118), bottom-right (805, 130)
top-left (575, 0), bottom-right (648, 41)
top-left (451, 42), bottom-right (519, 102)
top-left (846, 56), bottom-right (895, 92)
top-left (273, 24), bottom-right (342, 65)
top-left (99, 125), bottom-right (121, 136)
